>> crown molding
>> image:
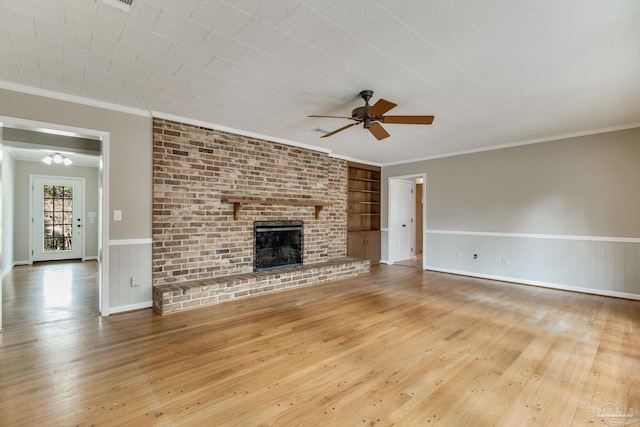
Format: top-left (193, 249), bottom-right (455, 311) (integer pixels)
top-left (383, 123), bottom-right (640, 166)
top-left (150, 111), bottom-right (335, 155)
top-left (0, 80), bottom-right (151, 118)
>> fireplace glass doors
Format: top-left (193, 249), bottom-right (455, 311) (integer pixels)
top-left (254, 221), bottom-right (303, 272)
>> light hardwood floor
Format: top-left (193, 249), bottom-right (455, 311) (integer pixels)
top-left (394, 256), bottom-right (423, 269)
top-left (1, 261), bottom-right (638, 426)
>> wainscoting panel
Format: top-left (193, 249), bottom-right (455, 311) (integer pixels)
top-left (108, 240), bottom-right (153, 312)
top-left (425, 231), bottom-right (640, 299)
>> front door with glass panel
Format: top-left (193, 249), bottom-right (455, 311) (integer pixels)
top-left (31, 176), bottom-right (84, 262)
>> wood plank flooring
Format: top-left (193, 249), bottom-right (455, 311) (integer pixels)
top-left (1, 260), bottom-right (99, 328)
top-left (1, 261), bottom-right (639, 426)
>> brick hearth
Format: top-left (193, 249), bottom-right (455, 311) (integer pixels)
top-left (153, 257), bottom-right (369, 314)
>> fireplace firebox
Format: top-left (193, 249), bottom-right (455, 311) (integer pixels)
top-left (254, 220), bottom-right (304, 272)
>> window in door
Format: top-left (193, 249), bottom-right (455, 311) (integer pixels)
top-left (43, 184), bottom-right (74, 252)
top-left (32, 176), bottom-right (84, 262)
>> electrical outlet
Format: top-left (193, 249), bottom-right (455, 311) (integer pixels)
top-left (501, 258), bottom-right (509, 267)
top-left (130, 276), bottom-right (141, 287)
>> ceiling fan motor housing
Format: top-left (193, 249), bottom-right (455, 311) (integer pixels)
top-left (353, 90), bottom-right (374, 120)
top-left (352, 106), bottom-right (368, 120)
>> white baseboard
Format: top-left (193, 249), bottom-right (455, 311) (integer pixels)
top-left (109, 301), bottom-right (153, 314)
top-left (83, 256), bottom-right (98, 261)
top-left (1, 265), bottom-right (13, 280)
top-left (379, 259), bottom-right (391, 265)
top-left (424, 266), bottom-right (640, 301)
top-left (1, 261), bottom-right (32, 279)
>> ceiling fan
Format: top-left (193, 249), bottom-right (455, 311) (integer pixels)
top-left (309, 90), bottom-right (434, 141)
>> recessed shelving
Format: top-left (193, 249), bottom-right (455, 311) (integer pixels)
top-left (347, 163), bottom-right (381, 232)
top-left (346, 161), bottom-right (381, 264)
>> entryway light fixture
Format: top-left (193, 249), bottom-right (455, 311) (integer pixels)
top-left (42, 153), bottom-right (73, 166)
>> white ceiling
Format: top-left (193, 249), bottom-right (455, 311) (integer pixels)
top-left (0, 0), bottom-right (639, 165)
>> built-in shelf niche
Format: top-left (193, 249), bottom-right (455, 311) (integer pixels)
top-left (347, 162), bottom-right (381, 264)
top-left (347, 163), bottom-right (381, 232)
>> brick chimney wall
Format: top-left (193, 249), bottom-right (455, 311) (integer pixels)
top-left (152, 118), bottom-right (348, 286)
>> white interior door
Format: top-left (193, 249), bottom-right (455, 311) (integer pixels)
top-left (32, 176), bottom-right (84, 262)
top-left (389, 179), bottom-right (414, 262)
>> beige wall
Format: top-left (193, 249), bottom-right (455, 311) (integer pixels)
top-left (13, 159), bottom-right (99, 262)
top-left (383, 128), bottom-right (640, 237)
top-left (0, 88), bottom-right (152, 240)
top-left (383, 127), bottom-right (640, 298)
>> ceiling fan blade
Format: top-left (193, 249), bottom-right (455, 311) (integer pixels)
top-left (320, 122), bottom-right (359, 138)
top-left (308, 115), bottom-right (358, 121)
top-left (382, 115), bottom-right (435, 125)
top-left (368, 122), bottom-right (390, 140)
top-left (367, 98), bottom-right (397, 116)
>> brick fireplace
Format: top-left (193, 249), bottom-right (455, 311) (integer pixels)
top-left (254, 220), bottom-right (304, 271)
top-left (152, 118), bottom-right (369, 313)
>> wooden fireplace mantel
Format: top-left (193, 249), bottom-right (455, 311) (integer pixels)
top-left (221, 197), bottom-right (329, 220)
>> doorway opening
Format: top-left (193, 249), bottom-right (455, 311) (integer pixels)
top-left (387, 173), bottom-right (426, 269)
top-left (0, 116), bottom-right (110, 328)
